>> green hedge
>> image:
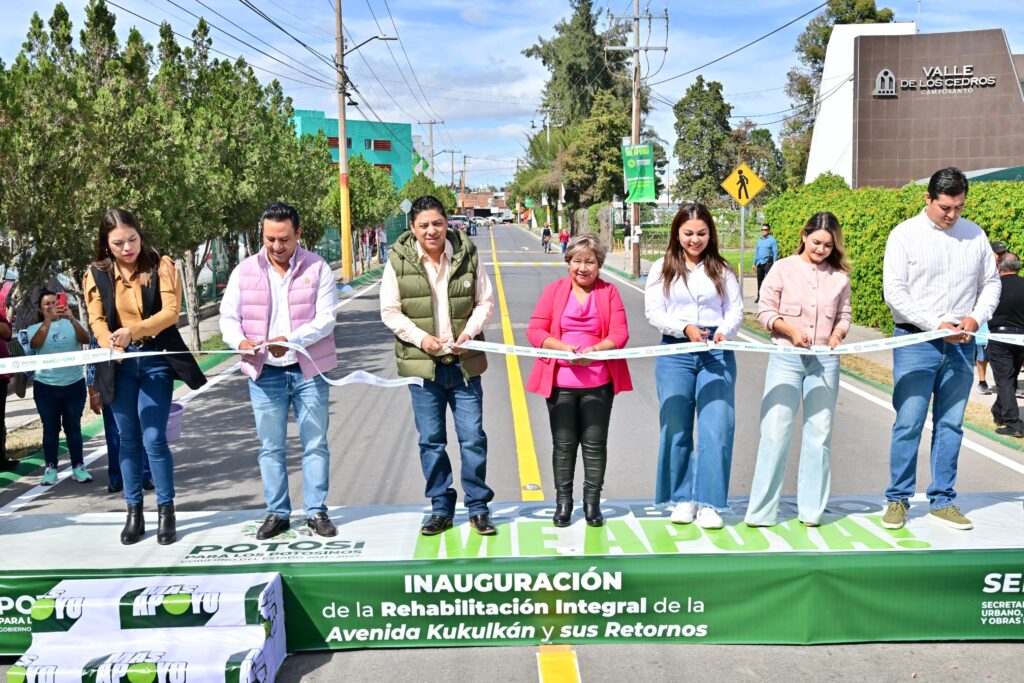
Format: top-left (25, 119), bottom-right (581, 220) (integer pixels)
top-left (764, 174), bottom-right (1024, 333)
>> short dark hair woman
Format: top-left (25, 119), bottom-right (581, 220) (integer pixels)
top-left (84, 209), bottom-right (206, 545)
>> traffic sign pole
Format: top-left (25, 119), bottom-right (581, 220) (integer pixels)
top-left (739, 205), bottom-right (745, 297)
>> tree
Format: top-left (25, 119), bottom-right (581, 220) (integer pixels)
top-left (561, 90), bottom-right (630, 205)
top-left (671, 76), bottom-right (734, 204)
top-left (399, 173), bottom-right (457, 215)
top-left (781, 0), bottom-right (895, 186)
top-left (732, 121), bottom-right (786, 203)
top-left (341, 155), bottom-right (398, 231)
top-left (523, 0), bottom-right (631, 127)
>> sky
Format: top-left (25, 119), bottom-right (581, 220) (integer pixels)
top-left (1, 0), bottom-right (1023, 188)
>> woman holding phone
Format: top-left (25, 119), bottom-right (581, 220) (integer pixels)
top-left (29, 290), bottom-right (91, 486)
top-left (85, 209), bottom-right (206, 545)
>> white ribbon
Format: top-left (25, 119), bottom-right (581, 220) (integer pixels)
top-left (461, 329), bottom-right (959, 361)
top-left (0, 344), bottom-right (423, 389)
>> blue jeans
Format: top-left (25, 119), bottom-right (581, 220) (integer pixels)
top-left (746, 354), bottom-right (840, 525)
top-left (112, 352), bottom-right (174, 506)
top-left (654, 335), bottom-right (736, 510)
top-left (407, 363), bottom-right (492, 516)
top-left (248, 365), bottom-right (330, 518)
top-left (379, 243), bottom-right (388, 263)
top-left (33, 379), bottom-right (87, 469)
top-left (887, 327), bottom-right (974, 509)
top-left (103, 403), bottom-right (151, 485)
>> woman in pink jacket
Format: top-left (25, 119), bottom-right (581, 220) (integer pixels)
top-left (527, 234), bottom-right (632, 527)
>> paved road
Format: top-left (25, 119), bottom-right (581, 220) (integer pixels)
top-left (2, 224), bottom-right (1023, 681)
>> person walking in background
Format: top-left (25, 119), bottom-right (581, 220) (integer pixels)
top-left (881, 167), bottom-right (1001, 531)
top-left (541, 222), bottom-right (553, 254)
top-left (29, 290), bottom-right (91, 486)
top-left (988, 251), bottom-right (1024, 438)
top-left (527, 235), bottom-right (632, 528)
top-left (377, 224), bottom-right (388, 264)
top-left (745, 213), bottom-right (852, 528)
top-left (645, 202), bottom-right (743, 530)
top-left (360, 226), bottom-right (376, 271)
top-left (0, 310), bottom-right (14, 471)
top-left (753, 223), bottom-right (779, 303)
top-left (558, 226), bottom-right (571, 254)
top-left (86, 208), bottom-right (207, 546)
top-left (220, 202), bottom-right (339, 541)
top-left (380, 195), bottom-right (497, 537)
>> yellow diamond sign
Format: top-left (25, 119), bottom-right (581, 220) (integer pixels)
top-left (721, 163), bottom-right (765, 207)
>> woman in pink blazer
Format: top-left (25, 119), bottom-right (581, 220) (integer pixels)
top-left (527, 234), bottom-right (632, 528)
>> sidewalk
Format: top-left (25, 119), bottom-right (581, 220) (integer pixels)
top-left (5, 259), bottom-right (359, 436)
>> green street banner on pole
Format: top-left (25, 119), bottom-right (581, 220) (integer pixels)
top-left (621, 143), bottom-right (656, 203)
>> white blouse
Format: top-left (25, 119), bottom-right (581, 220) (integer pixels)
top-left (644, 258), bottom-right (744, 339)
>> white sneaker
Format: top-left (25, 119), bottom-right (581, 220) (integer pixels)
top-left (696, 506), bottom-right (724, 529)
top-left (670, 502), bottom-right (697, 524)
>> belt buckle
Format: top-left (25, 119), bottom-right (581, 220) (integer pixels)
top-left (440, 354), bottom-right (456, 365)
top-left (129, 338), bottom-right (149, 349)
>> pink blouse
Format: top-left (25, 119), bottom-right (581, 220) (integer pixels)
top-left (757, 254), bottom-right (852, 347)
top-left (555, 294), bottom-right (612, 388)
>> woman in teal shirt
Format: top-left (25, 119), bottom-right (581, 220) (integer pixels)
top-left (29, 290), bottom-right (91, 485)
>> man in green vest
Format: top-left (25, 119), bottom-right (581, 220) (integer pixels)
top-left (380, 195), bottom-right (497, 536)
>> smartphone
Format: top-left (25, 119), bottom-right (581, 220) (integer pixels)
top-left (56, 293), bottom-right (67, 308)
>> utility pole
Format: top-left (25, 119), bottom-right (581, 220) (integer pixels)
top-left (461, 155), bottom-right (468, 214)
top-left (334, 0), bottom-right (353, 282)
top-left (630, 0), bottom-right (641, 278)
top-left (450, 149), bottom-right (457, 189)
top-left (607, 3), bottom-right (668, 278)
top-left (418, 120), bottom-right (442, 180)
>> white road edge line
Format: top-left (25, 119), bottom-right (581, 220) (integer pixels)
top-left (0, 279), bottom-right (383, 516)
top-left (600, 266), bottom-right (1024, 479)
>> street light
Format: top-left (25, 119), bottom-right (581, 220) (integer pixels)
top-left (334, 3), bottom-right (398, 282)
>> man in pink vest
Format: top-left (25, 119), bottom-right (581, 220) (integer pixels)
top-left (220, 202), bottom-right (339, 540)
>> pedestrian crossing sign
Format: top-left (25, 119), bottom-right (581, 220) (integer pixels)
top-left (722, 163), bottom-right (765, 207)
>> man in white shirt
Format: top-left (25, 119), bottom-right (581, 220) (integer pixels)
top-left (220, 202), bottom-right (339, 540)
top-left (881, 167), bottom-right (1001, 531)
top-left (380, 195), bottom-right (497, 537)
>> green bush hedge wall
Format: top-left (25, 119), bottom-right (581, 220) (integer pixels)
top-left (763, 174), bottom-right (1024, 333)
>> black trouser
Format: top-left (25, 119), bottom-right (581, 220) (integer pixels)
top-left (756, 262), bottom-right (772, 300)
top-left (989, 340), bottom-right (1024, 431)
top-left (546, 383), bottom-right (613, 502)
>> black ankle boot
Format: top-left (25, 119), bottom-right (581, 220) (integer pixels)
top-left (584, 499), bottom-right (604, 527)
top-left (157, 503), bottom-right (176, 545)
top-left (553, 500), bottom-right (573, 527)
top-left (121, 503), bottom-right (145, 545)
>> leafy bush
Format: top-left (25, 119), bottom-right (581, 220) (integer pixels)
top-left (765, 177), bottom-right (1024, 333)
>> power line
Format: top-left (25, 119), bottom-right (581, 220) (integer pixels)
top-left (237, 0), bottom-right (336, 71)
top-left (341, 26), bottom-right (423, 125)
top-left (379, 0), bottom-right (457, 150)
top-left (106, 0), bottom-right (334, 90)
top-left (648, 0), bottom-right (831, 86)
top-left (163, 0), bottom-right (335, 87)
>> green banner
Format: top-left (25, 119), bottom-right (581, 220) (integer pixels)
top-left (4, 548), bottom-right (1024, 654)
top-left (621, 143), bottom-right (656, 203)
top-left (524, 198), bottom-right (534, 208)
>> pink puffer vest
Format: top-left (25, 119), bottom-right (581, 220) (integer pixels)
top-left (237, 246), bottom-right (337, 380)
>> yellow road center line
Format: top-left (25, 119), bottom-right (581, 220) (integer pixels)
top-left (537, 645), bottom-right (581, 683)
top-left (488, 229), bottom-right (544, 501)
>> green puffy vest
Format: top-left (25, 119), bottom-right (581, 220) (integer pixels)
top-left (390, 229), bottom-right (488, 380)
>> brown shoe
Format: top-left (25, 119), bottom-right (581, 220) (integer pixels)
top-left (306, 511), bottom-right (337, 537)
top-left (469, 513), bottom-right (497, 536)
top-left (420, 514), bottom-right (453, 536)
top-left (256, 514), bottom-right (290, 540)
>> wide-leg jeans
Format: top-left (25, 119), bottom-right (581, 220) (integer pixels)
top-left (745, 354), bottom-right (840, 525)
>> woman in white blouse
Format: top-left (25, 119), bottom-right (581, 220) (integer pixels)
top-left (645, 202), bottom-right (743, 529)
